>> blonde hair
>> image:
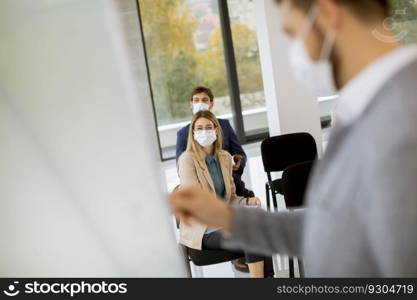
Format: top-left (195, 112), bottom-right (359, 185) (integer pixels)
top-left (186, 110), bottom-right (223, 161)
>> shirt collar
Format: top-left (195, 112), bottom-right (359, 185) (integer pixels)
top-left (335, 45), bottom-right (417, 126)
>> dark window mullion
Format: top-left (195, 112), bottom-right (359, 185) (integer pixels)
top-left (218, 0), bottom-right (246, 144)
top-left (136, 0), bottom-right (165, 161)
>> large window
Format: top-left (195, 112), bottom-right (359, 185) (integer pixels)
top-left (138, 0), bottom-right (268, 160)
top-left (138, 0), bottom-right (417, 159)
top-left (228, 0), bottom-right (268, 136)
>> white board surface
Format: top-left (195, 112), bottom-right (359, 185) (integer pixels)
top-left (0, 0), bottom-right (186, 277)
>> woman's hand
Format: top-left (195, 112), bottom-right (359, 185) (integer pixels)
top-left (232, 155), bottom-right (242, 171)
top-left (247, 197), bottom-right (261, 206)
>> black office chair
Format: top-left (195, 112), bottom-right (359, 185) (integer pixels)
top-left (186, 247), bottom-right (243, 267)
top-left (261, 133), bottom-right (317, 212)
top-left (260, 133), bottom-right (316, 278)
top-left (172, 186), bottom-right (245, 277)
top-left (282, 160), bottom-right (314, 208)
top-left (281, 160), bottom-right (315, 278)
top-left (179, 233), bottom-right (245, 277)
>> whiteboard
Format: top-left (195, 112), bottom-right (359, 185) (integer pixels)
top-left (0, 0), bottom-right (186, 277)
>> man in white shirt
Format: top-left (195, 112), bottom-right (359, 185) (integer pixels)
top-left (169, 0), bottom-right (417, 277)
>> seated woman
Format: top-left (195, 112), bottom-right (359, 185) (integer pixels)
top-left (178, 110), bottom-right (273, 278)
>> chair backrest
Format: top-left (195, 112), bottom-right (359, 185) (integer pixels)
top-left (187, 247), bottom-right (243, 266)
top-left (261, 132), bottom-right (317, 173)
top-left (282, 160), bottom-right (314, 207)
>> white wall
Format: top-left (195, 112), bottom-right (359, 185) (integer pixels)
top-left (254, 0), bottom-right (323, 154)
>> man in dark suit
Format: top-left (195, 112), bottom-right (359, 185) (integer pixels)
top-left (176, 86), bottom-right (252, 198)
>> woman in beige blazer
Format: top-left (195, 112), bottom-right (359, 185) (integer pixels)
top-left (178, 110), bottom-right (273, 278)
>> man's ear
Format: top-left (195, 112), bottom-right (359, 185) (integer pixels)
top-left (209, 101), bottom-right (214, 110)
top-left (316, 0), bottom-right (342, 32)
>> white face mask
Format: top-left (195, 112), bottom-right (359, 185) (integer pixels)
top-left (192, 102), bottom-right (210, 114)
top-left (288, 6), bottom-right (338, 98)
top-left (194, 130), bottom-right (217, 147)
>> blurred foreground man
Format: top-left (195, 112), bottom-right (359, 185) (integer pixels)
top-left (170, 0), bottom-right (417, 277)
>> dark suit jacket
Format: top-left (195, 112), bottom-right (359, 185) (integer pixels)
top-left (176, 118), bottom-right (247, 175)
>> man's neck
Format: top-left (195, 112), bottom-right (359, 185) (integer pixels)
top-left (335, 24), bottom-right (400, 89)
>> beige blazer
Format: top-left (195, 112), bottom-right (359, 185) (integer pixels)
top-left (178, 150), bottom-right (246, 250)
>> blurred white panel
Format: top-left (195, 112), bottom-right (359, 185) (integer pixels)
top-left (0, 0), bottom-right (186, 277)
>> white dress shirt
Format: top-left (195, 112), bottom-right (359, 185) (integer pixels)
top-left (335, 45), bottom-right (417, 126)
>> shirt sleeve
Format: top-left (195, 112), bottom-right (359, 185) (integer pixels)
top-left (227, 154), bottom-right (246, 204)
top-left (223, 120), bottom-right (247, 173)
top-left (221, 206), bottom-right (306, 257)
top-left (176, 128), bottom-right (187, 162)
top-left (364, 121), bottom-right (417, 276)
